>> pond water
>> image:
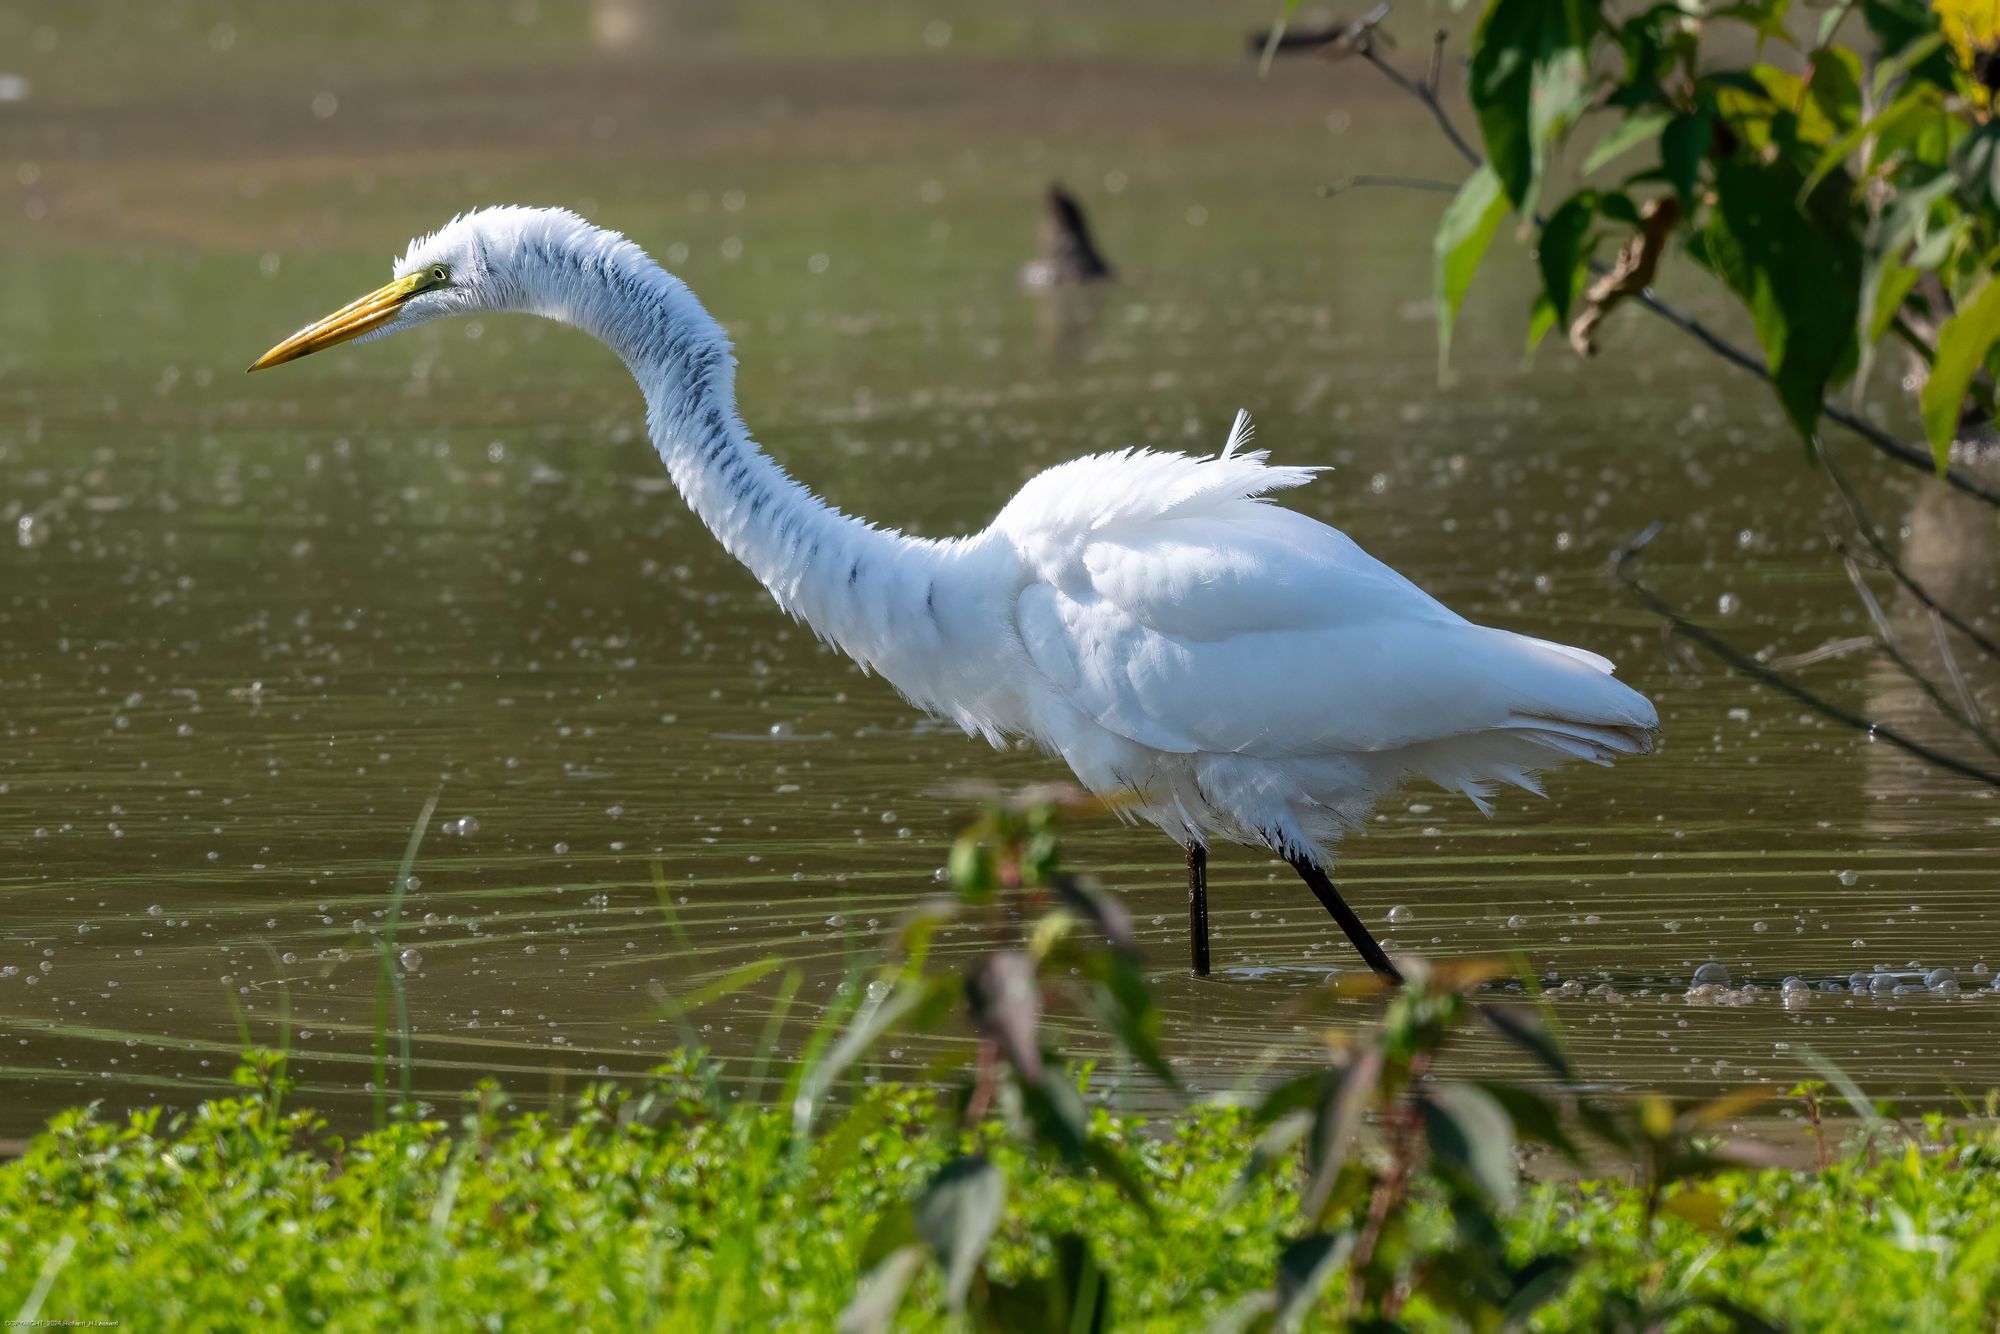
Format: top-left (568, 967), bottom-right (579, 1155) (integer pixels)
top-left (2, 3), bottom-right (1997, 1138)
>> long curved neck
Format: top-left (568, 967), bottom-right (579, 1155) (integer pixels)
top-left (518, 225), bottom-right (954, 679)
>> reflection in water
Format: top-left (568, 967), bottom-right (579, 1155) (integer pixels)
top-left (1863, 454), bottom-right (2000, 814)
top-left (1033, 280), bottom-right (1111, 367)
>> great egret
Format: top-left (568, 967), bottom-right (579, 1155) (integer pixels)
top-left (251, 206), bottom-right (1659, 981)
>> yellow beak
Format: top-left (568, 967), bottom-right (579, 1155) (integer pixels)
top-left (248, 270), bottom-right (429, 371)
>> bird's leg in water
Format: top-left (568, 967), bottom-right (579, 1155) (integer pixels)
top-left (1186, 842), bottom-right (1210, 976)
top-left (1286, 856), bottom-right (1404, 983)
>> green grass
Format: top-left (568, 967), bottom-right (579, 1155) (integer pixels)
top-left (0, 1052), bottom-right (1995, 1330)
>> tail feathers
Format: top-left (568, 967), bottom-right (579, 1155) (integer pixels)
top-left (1506, 715), bottom-right (1656, 762)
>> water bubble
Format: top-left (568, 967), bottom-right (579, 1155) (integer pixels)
top-left (1386, 905), bottom-right (1413, 924)
top-left (1505, 914), bottom-right (1527, 929)
top-left (1751, 921), bottom-right (1768, 933)
top-left (1691, 962), bottom-right (1731, 988)
top-left (449, 815), bottom-right (480, 837)
top-left (1836, 869), bottom-right (1859, 886)
top-left (1870, 974), bottom-right (1898, 995)
top-left (1924, 967), bottom-right (1958, 995)
top-left (399, 948), bottom-right (423, 971)
top-left (16, 514), bottom-right (49, 549)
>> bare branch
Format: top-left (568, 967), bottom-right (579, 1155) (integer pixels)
top-left (1289, 25), bottom-right (2000, 507)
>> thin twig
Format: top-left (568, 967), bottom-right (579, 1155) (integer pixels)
top-left (1358, 44), bottom-right (1484, 170)
top-left (1932, 608), bottom-right (1983, 726)
top-left (1768, 635), bottom-right (1877, 671)
top-left (1613, 525), bottom-right (2000, 787)
top-left (1336, 36), bottom-right (2000, 507)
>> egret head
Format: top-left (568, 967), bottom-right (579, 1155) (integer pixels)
top-left (248, 207), bottom-right (577, 371)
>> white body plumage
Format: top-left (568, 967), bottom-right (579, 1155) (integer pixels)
top-left (302, 206), bottom-right (1660, 869)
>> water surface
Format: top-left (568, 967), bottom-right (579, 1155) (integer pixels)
top-left (2, 3), bottom-right (1997, 1136)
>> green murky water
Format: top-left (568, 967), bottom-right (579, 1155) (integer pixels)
top-left (2, 2), bottom-right (1998, 1137)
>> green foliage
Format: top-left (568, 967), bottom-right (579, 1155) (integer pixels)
top-left (2, 1051), bottom-right (1999, 1328)
top-left (2, 798), bottom-right (1998, 1329)
top-left (1441, 0), bottom-right (2000, 465)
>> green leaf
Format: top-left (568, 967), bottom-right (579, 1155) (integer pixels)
top-left (1272, 1232), bottom-right (1354, 1330)
top-left (1475, 1080), bottom-right (1582, 1162)
top-left (1468, 0), bottom-right (1595, 212)
top-left (949, 837), bottom-right (999, 902)
top-left (1537, 191), bottom-right (1597, 318)
top-left (1302, 1049), bottom-right (1383, 1222)
top-left (1433, 164), bottom-right (1511, 373)
top-left (917, 1155), bottom-right (1006, 1312)
top-left (1804, 48), bottom-right (1863, 139)
top-left (1227, 1109), bottom-right (1313, 1204)
top-left (1424, 1082), bottom-right (1519, 1210)
top-left (1661, 113), bottom-right (1711, 209)
top-left (1701, 151), bottom-right (1863, 442)
top-left (1018, 1064), bottom-right (1156, 1216)
top-left (1526, 292), bottom-right (1559, 362)
top-left (1583, 110), bottom-right (1673, 173)
top-left (1708, 0), bottom-right (1794, 44)
top-left (966, 951), bottom-right (1043, 1081)
top-left (1859, 0), bottom-right (1955, 92)
top-left (795, 969), bottom-right (960, 1142)
top-left (1054, 938), bottom-right (1178, 1090)
top-left (1480, 1004), bottom-right (1573, 1079)
top-left (1800, 92), bottom-right (1940, 204)
top-left (1866, 263), bottom-right (1922, 345)
top-left (1920, 278), bottom-right (2000, 472)
top-left (980, 1234), bottom-right (1111, 1334)
top-left (1871, 31), bottom-right (1948, 99)
top-left (1047, 873), bottom-right (1136, 954)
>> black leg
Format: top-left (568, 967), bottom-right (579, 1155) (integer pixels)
top-left (1286, 855), bottom-right (1403, 983)
top-left (1186, 842), bottom-right (1210, 977)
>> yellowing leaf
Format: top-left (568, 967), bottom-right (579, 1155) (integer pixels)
top-left (1434, 164), bottom-right (1510, 375)
top-left (1920, 277), bottom-right (2000, 470)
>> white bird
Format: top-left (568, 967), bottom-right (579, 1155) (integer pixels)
top-left (251, 206), bottom-right (1659, 981)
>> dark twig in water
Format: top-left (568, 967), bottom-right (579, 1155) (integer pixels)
top-left (1818, 443), bottom-right (2000, 658)
top-left (1281, 21), bottom-right (2000, 507)
top-left (1833, 544), bottom-right (2000, 758)
top-left (1612, 525), bottom-right (2000, 788)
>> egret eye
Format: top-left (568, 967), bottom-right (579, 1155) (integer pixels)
top-left (429, 265), bottom-right (450, 284)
